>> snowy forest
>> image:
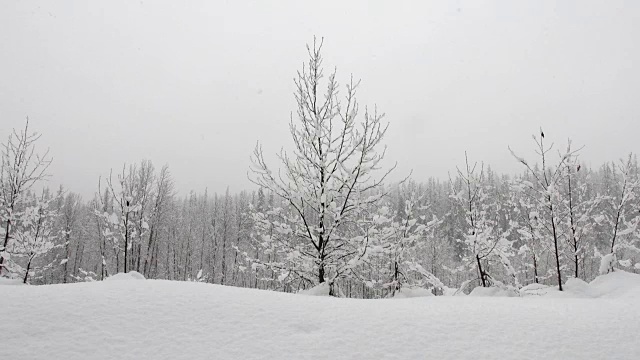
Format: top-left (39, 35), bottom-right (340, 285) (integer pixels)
top-left (2, 41), bottom-right (639, 299)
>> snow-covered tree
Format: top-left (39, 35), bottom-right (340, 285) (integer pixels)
top-left (142, 165), bottom-right (173, 278)
top-left (510, 131), bottom-right (578, 291)
top-left (600, 154), bottom-right (640, 274)
top-left (96, 164), bottom-right (150, 274)
top-left (370, 189), bottom-right (442, 296)
top-left (58, 191), bottom-right (82, 283)
top-left (510, 180), bottom-right (547, 284)
top-left (6, 192), bottom-right (61, 283)
top-left (249, 38), bottom-right (394, 295)
top-left (561, 151), bottom-right (601, 279)
top-left (0, 119), bottom-right (52, 276)
top-left (451, 153), bottom-right (514, 288)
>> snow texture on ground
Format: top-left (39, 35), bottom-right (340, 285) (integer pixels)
top-left (3, 271), bottom-right (640, 360)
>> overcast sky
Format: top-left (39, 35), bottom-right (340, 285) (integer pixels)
top-left (1, 0), bottom-right (639, 198)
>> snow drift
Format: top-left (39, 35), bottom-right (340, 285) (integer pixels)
top-left (388, 286), bottom-right (434, 298)
top-left (458, 271), bottom-right (640, 299)
top-left (3, 271), bottom-right (640, 359)
top-left (518, 271), bottom-right (640, 299)
top-left (104, 271), bottom-right (146, 281)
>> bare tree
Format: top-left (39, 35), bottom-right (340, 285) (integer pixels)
top-left (600, 154), bottom-right (640, 274)
top-left (371, 187), bottom-right (442, 297)
top-left (96, 164), bottom-right (149, 274)
top-left (249, 38), bottom-right (394, 294)
top-left (59, 191), bottom-right (82, 283)
top-left (9, 192), bottom-right (60, 283)
top-left (510, 131), bottom-right (579, 290)
top-left (0, 119), bottom-right (52, 275)
top-left (451, 153), bottom-right (513, 288)
top-left (142, 165), bottom-right (173, 277)
top-left (562, 150), bottom-right (601, 279)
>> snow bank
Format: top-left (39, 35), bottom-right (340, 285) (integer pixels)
top-left (297, 282), bottom-right (346, 297)
top-left (519, 271), bottom-right (640, 299)
top-left (588, 270), bottom-right (640, 299)
top-left (105, 271), bottom-right (146, 281)
top-left (562, 277), bottom-right (591, 296)
top-left (297, 282), bottom-right (331, 296)
top-left (0, 277), bottom-right (24, 286)
top-left (2, 275), bottom-right (640, 359)
top-left (599, 253), bottom-right (616, 275)
top-left (442, 286), bottom-right (462, 296)
top-left (389, 286), bottom-right (434, 298)
top-left (469, 286), bottom-right (519, 297)
top-left (519, 283), bottom-right (549, 296)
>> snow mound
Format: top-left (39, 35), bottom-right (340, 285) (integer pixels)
top-left (442, 286), bottom-right (462, 296)
top-left (389, 286), bottom-right (434, 298)
top-left (520, 271), bottom-right (640, 299)
top-left (469, 286), bottom-right (519, 297)
top-left (519, 283), bottom-right (549, 296)
top-left (2, 276), bottom-right (640, 359)
top-left (599, 253), bottom-right (616, 275)
top-left (562, 277), bottom-right (591, 296)
top-left (0, 277), bottom-right (25, 286)
top-left (588, 270), bottom-right (640, 299)
top-left (297, 282), bottom-right (331, 296)
top-left (105, 271), bottom-right (146, 281)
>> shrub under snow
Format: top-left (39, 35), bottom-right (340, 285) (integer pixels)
top-left (388, 286), bottom-right (434, 299)
top-left (105, 271), bottom-right (146, 281)
top-left (599, 253), bottom-right (616, 275)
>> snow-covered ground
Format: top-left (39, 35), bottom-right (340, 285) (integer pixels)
top-left (3, 272), bottom-right (640, 360)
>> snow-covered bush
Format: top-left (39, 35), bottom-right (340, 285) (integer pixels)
top-left (105, 271), bottom-right (146, 281)
top-left (4, 193), bottom-right (62, 283)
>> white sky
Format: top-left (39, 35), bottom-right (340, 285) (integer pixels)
top-left (1, 0), bottom-right (639, 198)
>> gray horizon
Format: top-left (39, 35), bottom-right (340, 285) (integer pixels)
top-left (1, 0), bottom-right (638, 198)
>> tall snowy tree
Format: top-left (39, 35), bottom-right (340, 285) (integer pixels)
top-left (561, 150), bottom-right (601, 279)
top-left (8, 192), bottom-right (61, 283)
top-left (510, 132), bottom-right (579, 290)
top-left (0, 120), bottom-right (52, 276)
top-left (600, 154), bottom-right (640, 274)
top-left (250, 38), bottom-right (394, 295)
top-left (96, 164), bottom-right (151, 274)
top-left (450, 153), bottom-right (514, 288)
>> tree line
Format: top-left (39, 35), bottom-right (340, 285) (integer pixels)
top-left (1, 39), bottom-right (638, 297)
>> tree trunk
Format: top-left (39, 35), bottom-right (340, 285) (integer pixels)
top-left (318, 259), bottom-right (325, 284)
top-left (574, 243), bottom-right (579, 279)
top-left (143, 224), bottom-right (155, 277)
top-left (533, 254), bottom-right (539, 284)
top-left (0, 221), bottom-right (11, 274)
top-left (567, 167), bottom-right (579, 279)
top-left (476, 255), bottom-right (487, 287)
top-left (23, 256), bottom-right (33, 284)
top-left (124, 212), bottom-right (129, 273)
top-left (221, 232), bottom-right (227, 285)
top-left (63, 229), bottom-right (71, 283)
top-left (549, 200), bottom-right (563, 291)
